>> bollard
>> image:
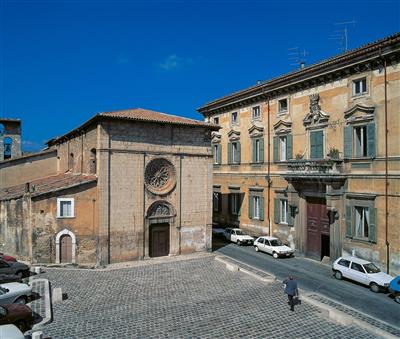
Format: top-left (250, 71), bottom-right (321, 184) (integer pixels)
top-left (52, 287), bottom-right (63, 303)
top-left (32, 331), bottom-right (43, 339)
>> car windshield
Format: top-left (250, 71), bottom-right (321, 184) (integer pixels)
top-left (270, 239), bottom-right (283, 246)
top-left (235, 230), bottom-right (244, 235)
top-left (363, 263), bottom-right (381, 274)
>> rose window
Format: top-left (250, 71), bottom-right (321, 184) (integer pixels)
top-left (145, 158), bottom-right (176, 195)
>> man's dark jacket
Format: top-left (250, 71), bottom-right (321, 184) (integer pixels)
top-left (284, 279), bottom-right (298, 296)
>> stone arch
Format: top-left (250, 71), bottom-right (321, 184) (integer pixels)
top-left (55, 229), bottom-right (76, 264)
top-left (146, 201), bottom-right (176, 221)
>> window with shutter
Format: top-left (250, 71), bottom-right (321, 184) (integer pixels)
top-left (366, 122), bottom-right (376, 158)
top-left (274, 198), bottom-right (280, 224)
top-left (286, 134), bottom-right (293, 160)
top-left (310, 130), bottom-right (324, 159)
top-left (345, 205), bottom-right (352, 238)
top-left (344, 126), bottom-right (352, 159)
top-left (273, 136), bottom-right (279, 162)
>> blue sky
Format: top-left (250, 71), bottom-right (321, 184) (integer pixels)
top-left (1, 0), bottom-right (399, 152)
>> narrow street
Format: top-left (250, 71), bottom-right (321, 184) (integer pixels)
top-left (214, 239), bottom-right (400, 328)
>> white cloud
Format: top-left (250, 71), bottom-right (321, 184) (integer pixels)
top-left (158, 54), bottom-right (193, 71)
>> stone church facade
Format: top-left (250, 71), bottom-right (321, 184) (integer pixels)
top-left (198, 33), bottom-right (400, 274)
top-left (0, 108), bottom-right (218, 265)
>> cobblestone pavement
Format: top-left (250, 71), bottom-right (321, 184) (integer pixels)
top-left (38, 255), bottom-right (379, 339)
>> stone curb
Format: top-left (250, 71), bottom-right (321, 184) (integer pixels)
top-left (215, 256), bottom-right (276, 283)
top-left (302, 294), bottom-right (397, 339)
top-left (36, 251), bottom-right (215, 272)
top-left (28, 278), bottom-right (53, 331)
top-left (215, 255), bottom-right (397, 339)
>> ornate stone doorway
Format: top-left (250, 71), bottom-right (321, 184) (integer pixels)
top-left (146, 201), bottom-right (176, 258)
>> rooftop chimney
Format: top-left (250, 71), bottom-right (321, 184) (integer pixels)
top-left (300, 61), bottom-right (305, 69)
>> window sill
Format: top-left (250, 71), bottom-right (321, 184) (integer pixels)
top-left (250, 162), bottom-right (263, 167)
top-left (345, 236), bottom-right (376, 245)
top-left (351, 93), bottom-right (369, 99)
top-left (57, 216), bottom-right (75, 219)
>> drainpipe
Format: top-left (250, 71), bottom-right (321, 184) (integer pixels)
top-left (267, 97), bottom-right (271, 236)
top-left (107, 132), bottom-right (111, 264)
top-left (382, 53), bottom-right (390, 274)
top-left (143, 153), bottom-right (146, 259)
top-left (179, 155), bottom-right (182, 255)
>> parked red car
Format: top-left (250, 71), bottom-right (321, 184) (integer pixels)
top-left (0, 304), bottom-right (34, 332)
top-left (0, 253), bottom-right (17, 262)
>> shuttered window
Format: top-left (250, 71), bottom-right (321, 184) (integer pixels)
top-left (273, 134), bottom-right (293, 162)
top-left (249, 192), bottom-right (264, 221)
top-left (228, 141), bottom-right (241, 164)
top-left (252, 138), bottom-right (264, 163)
top-left (345, 204), bottom-right (377, 243)
top-left (213, 144), bottom-right (221, 165)
top-left (310, 130), bottom-right (324, 159)
top-left (344, 122), bottom-right (376, 159)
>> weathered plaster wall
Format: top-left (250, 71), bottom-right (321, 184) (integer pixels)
top-left (31, 183), bottom-right (98, 264)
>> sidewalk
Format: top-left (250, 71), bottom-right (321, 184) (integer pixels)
top-left (216, 255), bottom-right (400, 339)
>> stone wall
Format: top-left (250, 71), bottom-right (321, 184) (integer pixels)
top-left (0, 150), bottom-right (57, 189)
top-left (55, 126), bottom-right (98, 174)
top-left (95, 120), bottom-right (213, 264)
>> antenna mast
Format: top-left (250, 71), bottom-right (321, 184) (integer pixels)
top-left (330, 19), bottom-right (357, 52)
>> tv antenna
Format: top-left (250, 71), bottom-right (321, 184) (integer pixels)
top-left (288, 47), bottom-right (308, 69)
top-left (330, 19), bottom-right (357, 52)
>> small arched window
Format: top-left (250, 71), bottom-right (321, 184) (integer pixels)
top-left (69, 153), bottom-right (74, 171)
top-left (90, 148), bottom-right (96, 174)
top-left (4, 137), bottom-right (12, 159)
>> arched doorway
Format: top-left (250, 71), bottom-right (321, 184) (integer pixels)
top-left (146, 202), bottom-right (175, 258)
top-left (60, 234), bottom-right (72, 263)
top-left (55, 229), bottom-right (76, 264)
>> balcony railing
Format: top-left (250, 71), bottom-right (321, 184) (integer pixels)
top-left (286, 159), bottom-right (343, 174)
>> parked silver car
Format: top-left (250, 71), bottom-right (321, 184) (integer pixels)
top-left (0, 283), bottom-right (32, 306)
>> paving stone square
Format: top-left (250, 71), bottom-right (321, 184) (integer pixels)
top-left (38, 255), bottom-right (378, 338)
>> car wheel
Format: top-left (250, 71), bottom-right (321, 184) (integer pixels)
top-left (15, 271), bottom-right (23, 278)
top-left (15, 320), bottom-right (28, 332)
top-left (370, 283), bottom-right (380, 293)
top-left (254, 246), bottom-right (259, 252)
top-left (334, 270), bottom-right (342, 280)
top-left (15, 296), bottom-right (27, 304)
top-left (237, 240), bottom-right (241, 246)
top-left (395, 295), bottom-right (400, 304)
top-left (272, 252), bottom-right (278, 259)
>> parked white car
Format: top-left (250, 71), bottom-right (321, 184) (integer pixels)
top-left (223, 228), bottom-right (254, 246)
top-left (332, 256), bottom-right (393, 293)
top-left (0, 324), bottom-right (25, 339)
top-left (253, 236), bottom-right (294, 258)
top-left (0, 283), bottom-right (32, 306)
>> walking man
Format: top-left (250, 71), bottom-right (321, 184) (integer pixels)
top-left (283, 275), bottom-right (298, 311)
